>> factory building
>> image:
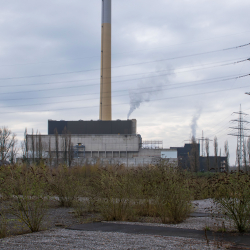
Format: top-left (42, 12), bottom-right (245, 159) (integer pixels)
top-left (25, 119), bottom-right (226, 170)
top-left (171, 144), bottom-right (228, 172)
top-left (26, 119), bottom-right (177, 166)
top-left (24, 2), bottom-right (178, 167)
top-left (23, 1), bottom-right (227, 171)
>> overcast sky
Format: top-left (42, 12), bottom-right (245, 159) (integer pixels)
top-left (1, 0), bottom-right (250, 165)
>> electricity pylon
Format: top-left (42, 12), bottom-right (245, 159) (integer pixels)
top-left (197, 131), bottom-right (212, 157)
top-left (228, 105), bottom-right (250, 170)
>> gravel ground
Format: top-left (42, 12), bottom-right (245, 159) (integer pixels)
top-left (0, 228), bottom-right (231, 250)
top-left (192, 199), bottom-right (219, 214)
top-left (0, 199), bottom-right (235, 249)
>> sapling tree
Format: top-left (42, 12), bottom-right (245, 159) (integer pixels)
top-left (214, 136), bottom-right (218, 172)
top-left (224, 140), bottom-right (229, 172)
top-left (243, 140), bottom-right (248, 173)
top-left (54, 129), bottom-right (59, 166)
top-left (21, 128), bottom-right (28, 161)
top-left (205, 138), bottom-right (210, 171)
top-left (189, 136), bottom-right (199, 172)
top-left (0, 127), bottom-right (17, 163)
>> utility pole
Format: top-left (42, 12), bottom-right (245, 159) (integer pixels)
top-left (228, 105), bottom-right (250, 171)
top-left (197, 131), bottom-right (212, 157)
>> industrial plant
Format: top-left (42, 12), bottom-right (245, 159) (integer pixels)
top-left (25, 0), bottom-right (226, 171)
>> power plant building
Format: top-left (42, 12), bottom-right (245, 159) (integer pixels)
top-left (26, 119), bottom-right (177, 166)
top-left (23, 1), bottom-right (227, 171)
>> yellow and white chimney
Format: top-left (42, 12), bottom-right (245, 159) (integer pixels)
top-left (100, 0), bottom-right (112, 120)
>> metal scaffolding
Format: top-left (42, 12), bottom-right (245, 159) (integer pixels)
top-left (142, 141), bottom-right (163, 149)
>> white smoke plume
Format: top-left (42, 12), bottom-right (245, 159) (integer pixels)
top-left (127, 68), bottom-right (171, 119)
top-left (191, 108), bottom-right (202, 138)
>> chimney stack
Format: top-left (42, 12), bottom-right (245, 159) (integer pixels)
top-left (100, 0), bottom-right (112, 120)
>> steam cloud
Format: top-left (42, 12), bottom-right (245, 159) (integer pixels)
top-left (191, 108), bottom-right (202, 138)
top-left (127, 69), bottom-right (171, 119)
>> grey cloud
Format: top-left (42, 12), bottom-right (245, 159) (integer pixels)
top-left (0, 0), bottom-right (249, 164)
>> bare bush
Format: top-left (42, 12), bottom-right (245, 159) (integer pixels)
top-left (4, 165), bottom-right (48, 232)
top-left (47, 166), bottom-right (82, 207)
top-left (209, 172), bottom-right (250, 232)
top-left (153, 167), bottom-right (192, 223)
top-left (93, 166), bottom-right (136, 221)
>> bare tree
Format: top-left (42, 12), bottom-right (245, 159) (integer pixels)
top-left (189, 136), bottom-right (200, 172)
top-left (243, 140), bottom-right (248, 173)
top-left (21, 128), bottom-right (28, 161)
top-left (224, 140), bottom-right (230, 172)
top-left (31, 129), bottom-right (35, 163)
top-left (0, 127), bottom-right (17, 163)
top-left (48, 136), bottom-right (52, 167)
top-left (247, 138), bottom-right (250, 174)
top-left (54, 128), bottom-right (59, 166)
top-left (62, 127), bottom-right (68, 165)
top-left (35, 130), bottom-right (39, 160)
top-left (61, 127), bottom-right (74, 167)
top-left (236, 147), bottom-right (240, 172)
top-left (38, 132), bottom-right (43, 163)
top-left (68, 133), bottom-right (74, 167)
top-left (205, 138), bottom-right (210, 171)
top-left (214, 136), bottom-right (218, 172)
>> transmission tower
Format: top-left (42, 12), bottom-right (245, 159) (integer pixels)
top-left (228, 105), bottom-right (250, 170)
top-left (197, 131), bottom-right (212, 157)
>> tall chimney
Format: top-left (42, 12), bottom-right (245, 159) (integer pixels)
top-left (100, 0), bottom-right (112, 121)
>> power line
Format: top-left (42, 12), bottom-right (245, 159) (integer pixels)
top-left (0, 73), bottom-right (248, 103)
top-left (0, 56), bottom-right (247, 88)
top-left (196, 131), bottom-right (213, 157)
top-left (205, 115), bottom-right (233, 138)
top-left (0, 61), bottom-right (249, 96)
top-left (0, 43), bottom-right (249, 81)
top-left (1, 79), bottom-right (250, 115)
top-left (0, 74), bottom-right (246, 98)
top-left (0, 74), bottom-right (245, 109)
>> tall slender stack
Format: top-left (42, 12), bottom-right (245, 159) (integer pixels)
top-left (100, 0), bottom-right (112, 120)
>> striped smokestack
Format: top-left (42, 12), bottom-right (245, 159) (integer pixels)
top-left (100, 0), bottom-right (112, 121)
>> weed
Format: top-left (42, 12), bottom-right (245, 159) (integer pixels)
top-left (47, 166), bottom-right (82, 207)
top-left (209, 172), bottom-right (250, 233)
top-left (154, 166), bottom-right (192, 224)
top-left (73, 199), bottom-right (87, 217)
top-left (5, 165), bottom-right (49, 232)
top-left (0, 214), bottom-right (8, 238)
top-left (93, 166), bottom-right (137, 221)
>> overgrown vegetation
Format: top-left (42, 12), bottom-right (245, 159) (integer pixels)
top-left (209, 172), bottom-right (250, 233)
top-left (3, 165), bottom-right (49, 232)
top-left (0, 162), bottom-right (249, 237)
top-left (46, 165), bottom-right (82, 207)
top-left (153, 167), bottom-right (192, 223)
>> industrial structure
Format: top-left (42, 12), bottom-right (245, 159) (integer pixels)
top-left (100, 0), bottom-right (112, 121)
top-left (23, 0), bottom-right (227, 171)
top-left (25, 124), bottom-right (227, 170)
top-left (26, 119), bottom-right (177, 166)
top-left (171, 144), bottom-right (227, 172)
